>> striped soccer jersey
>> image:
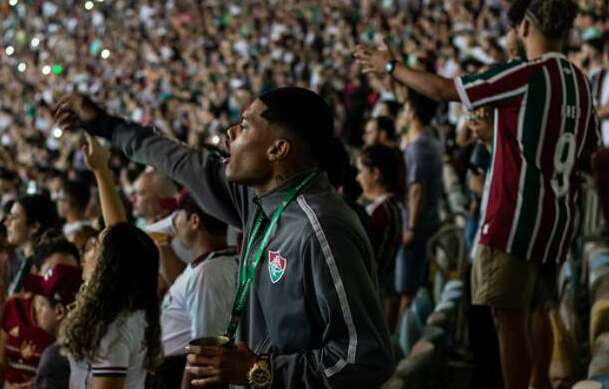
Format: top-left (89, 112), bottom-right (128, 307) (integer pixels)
top-left (366, 194), bottom-right (403, 276)
top-left (455, 53), bottom-right (601, 264)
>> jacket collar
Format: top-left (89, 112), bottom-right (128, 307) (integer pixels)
top-left (254, 168), bottom-right (320, 218)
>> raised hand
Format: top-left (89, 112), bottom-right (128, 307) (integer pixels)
top-left (53, 94), bottom-right (104, 133)
top-left (354, 44), bottom-right (393, 75)
top-left (82, 133), bottom-right (111, 172)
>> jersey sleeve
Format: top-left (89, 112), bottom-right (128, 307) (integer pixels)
top-left (90, 319), bottom-right (130, 378)
top-left (455, 60), bottom-right (533, 110)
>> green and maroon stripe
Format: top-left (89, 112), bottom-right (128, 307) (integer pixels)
top-left (507, 67), bottom-right (549, 259)
top-left (530, 58), bottom-right (564, 262)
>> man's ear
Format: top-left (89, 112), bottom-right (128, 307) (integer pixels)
top-left (190, 213), bottom-right (201, 230)
top-left (55, 304), bottom-right (67, 321)
top-left (371, 167), bottom-right (382, 182)
top-left (519, 18), bottom-right (530, 39)
top-left (267, 139), bottom-right (291, 162)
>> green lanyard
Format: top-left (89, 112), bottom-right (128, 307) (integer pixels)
top-left (225, 170), bottom-right (318, 342)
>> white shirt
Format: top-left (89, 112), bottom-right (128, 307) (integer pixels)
top-left (69, 310), bottom-right (151, 389)
top-left (365, 193), bottom-right (392, 216)
top-left (161, 249), bottom-right (238, 356)
top-left (591, 68), bottom-right (609, 146)
top-left (63, 220), bottom-right (93, 239)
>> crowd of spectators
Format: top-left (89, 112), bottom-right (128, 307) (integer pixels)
top-left (0, 0), bottom-right (608, 388)
top-left (1, 0), bottom-right (608, 186)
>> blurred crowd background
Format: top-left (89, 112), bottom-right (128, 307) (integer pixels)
top-left (0, 0), bottom-right (607, 200)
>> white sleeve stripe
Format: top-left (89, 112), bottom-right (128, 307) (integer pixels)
top-left (454, 77), bottom-right (473, 110)
top-left (297, 196), bottom-right (357, 378)
top-left (484, 61), bottom-right (530, 84)
top-left (471, 85), bottom-right (528, 109)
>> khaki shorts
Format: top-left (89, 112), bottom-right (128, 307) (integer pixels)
top-left (471, 244), bottom-right (557, 309)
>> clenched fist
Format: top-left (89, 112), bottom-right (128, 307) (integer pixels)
top-left (53, 94), bottom-right (118, 139)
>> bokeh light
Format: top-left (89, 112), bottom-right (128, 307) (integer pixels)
top-left (51, 64), bottom-right (64, 75)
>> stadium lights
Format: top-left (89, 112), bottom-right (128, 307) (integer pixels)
top-left (101, 49), bottom-right (110, 59)
top-left (9, 0), bottom-right (18, 6)
top-left (5, 46), bottom-right (15, 56)
top-left (17, 63), bottom-right (27, 72)
top-left (42, 65), bottom-right (51, 75)
top-left (84, 1), bottom-right (94, 10)
top-left (51, 64), bottom-right (63, 75)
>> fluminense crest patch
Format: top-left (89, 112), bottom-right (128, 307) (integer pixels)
top-left (268, 251), bottom-right (287, 284)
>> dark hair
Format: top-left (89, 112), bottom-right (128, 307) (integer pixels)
top-left (33, 236), bottom-right (80, 269)
top-left (61, 180), bottom-right (91, 213)
top-left (323, 139), bottom-right (363, 202)
top-left (0, 167), bottom-right (19, 183)
top-left (526, 0), bottom-right (578, 40)
top-left (408, 88), bottom-right (438, 126)
top-left (360, 145), bottom-right (406, 200)
top-left (585, 38), bottom-right (604, 54)
top-left (179, 196), bottom-right (227, 237)
top-left (374, 116), bottom-right (397, 141)
top-left (35, 235), bottom-right (80, 262)
top-left (508, 0), bottom-right (532, 27)
top-left (258, 87), bottom-right (334, 164)
top-left (59, 223), bottom-right (162, 370)
top-left (16, 194), bottom-right (61, 241)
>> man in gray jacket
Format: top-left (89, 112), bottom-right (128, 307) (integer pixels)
top-left (54, 87), bottom-right (394, 388)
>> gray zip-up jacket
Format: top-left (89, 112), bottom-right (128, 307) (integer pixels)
top-left (108, 121), bottom-right (394, 388)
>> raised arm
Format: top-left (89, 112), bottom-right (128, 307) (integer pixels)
top-left (354, 45), bottom-right (459, 102)
top-left (54, 94), bottom-right (247, 228)
top-left (83, 134), bottom-right (127, 227)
